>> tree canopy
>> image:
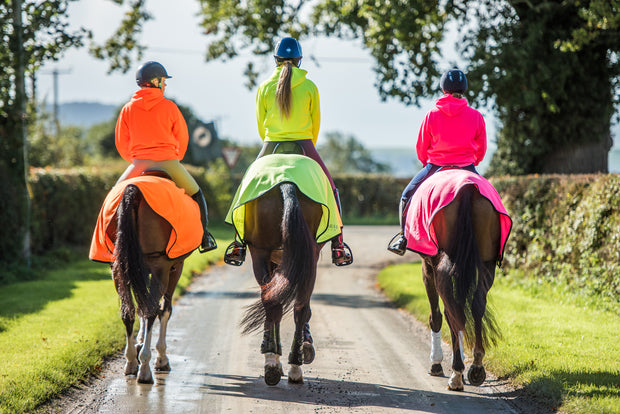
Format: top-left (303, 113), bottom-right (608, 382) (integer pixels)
top-left (198, 0), bottom-right (620, 175)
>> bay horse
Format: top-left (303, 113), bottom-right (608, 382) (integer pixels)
top-left (421, 183), bottom-right (503, 390)
top-left (239, 182), bottom-right (324, 386)
top-left (403, 169), bottom-right (511, 391)
top-left (111, 181), bottom-right (193, 384)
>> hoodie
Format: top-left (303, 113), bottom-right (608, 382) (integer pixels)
top-left (115, 88), bottom-right (189, 162)
top-left (416, 94), bottom-right (486, 167)
top-left (256, 66), bottom-right (320, 145)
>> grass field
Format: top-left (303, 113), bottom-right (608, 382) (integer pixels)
top-left (0, 224), bottom-right (231, 414)
top-left (377, 262), bottom-right (620, 414)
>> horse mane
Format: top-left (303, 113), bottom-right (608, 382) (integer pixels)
top-left (240, 182), bottom-right (317, 334)
top-left (444, 184), bottom-right (501, 349)
top-left (112, 184), bottom-right (161, 319)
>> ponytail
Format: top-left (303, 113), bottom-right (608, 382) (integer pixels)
top-left (276, 61), bottom-right (293, 119)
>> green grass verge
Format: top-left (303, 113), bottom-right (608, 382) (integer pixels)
top-left (0, 223), bottom-right (232, 414)
top-left (377, 263), bottom-right (620, 414)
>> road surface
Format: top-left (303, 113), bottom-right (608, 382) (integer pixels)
top-left (41, 226), bottom-right (531, 413)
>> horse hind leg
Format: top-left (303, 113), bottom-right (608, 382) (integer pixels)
top-left (261, 323), bottom-right (283, 386)
top-left (155, 294), bottom-right (172, 372)
top-left (422, 258), bottom-right (444, 377)
top-left (467, 260), bottom-right (495, 386)
top-left (137, 315), bottom-right (157, 384)
top-left (447, 327), bottom-right (466, 391)
top-left (288, 305), bottom-right (311, 384)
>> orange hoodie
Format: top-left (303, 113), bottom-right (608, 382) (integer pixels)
top-left (115, 88), bottom-right (189, 161)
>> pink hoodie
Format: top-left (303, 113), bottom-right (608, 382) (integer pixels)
top-left (416, 94), bottom-right (486, 167)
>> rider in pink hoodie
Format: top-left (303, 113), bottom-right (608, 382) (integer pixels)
top-left (388, 69), bottom-right (487, 255)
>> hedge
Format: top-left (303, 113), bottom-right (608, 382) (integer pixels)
top-left (491, 174), bottom-right (619, 313)
top-left (3, 166), bottom-right (619, 313)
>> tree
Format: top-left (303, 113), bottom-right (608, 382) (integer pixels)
top-left (0, 0), bottom-right (150, 264)
top-left (318, 132), bottom-right (390, 174)
top-left (197, 0), bottom-right (620, 175)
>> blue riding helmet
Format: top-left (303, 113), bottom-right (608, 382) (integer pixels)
top-left (136, 61), bottom-right (171, 87)
top-left (440, 69), bottom-right (467, 94)
top-left (274, 37), bottom-right (302, 67)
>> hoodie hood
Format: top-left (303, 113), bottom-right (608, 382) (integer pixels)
top-left (131, 88), bottom-right (166, 111)
top-left (435, 94), bottom-right (468, 117)
top-left (270, 65), bottom-right (308, 88)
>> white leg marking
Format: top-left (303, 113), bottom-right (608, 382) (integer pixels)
top-left (288, 364), bottom-right (303, 383)
top-left (155, 309), bottom-right (170, 370)
top-left (430, 329), bottom-right (443, 364)
top-left (137, 317), bottom-right (153, 383)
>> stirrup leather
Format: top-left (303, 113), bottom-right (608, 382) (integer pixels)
top-left (387, 232), bottom-right (407, 256)
top-left (224, 239), bottom-right (246, 266)
top-left (332, 242), bottom-right (353, 266)
top-left (198, 231), bottom-right (218, 253)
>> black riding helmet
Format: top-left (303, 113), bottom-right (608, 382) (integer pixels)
top-left (440, 69), bottom-right (467, 94)
top-left (136, 61), bottom-right (172, 87)
top-left (274, 37), bottom-right (302, 67)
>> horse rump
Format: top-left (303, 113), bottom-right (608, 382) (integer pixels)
top-left (441, 184), bottom-right (501, 350)
top-left (240, 182), bottom-right (317, 334)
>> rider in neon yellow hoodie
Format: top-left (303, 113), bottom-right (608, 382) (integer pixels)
top-left (224, 36), bottom-right (353, 267)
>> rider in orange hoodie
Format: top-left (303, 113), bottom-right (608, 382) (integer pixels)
top-left (115, 61), bottom-right (216, 253)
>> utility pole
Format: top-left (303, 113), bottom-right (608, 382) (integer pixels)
top-left (43, 68), bottom-right (71, 137)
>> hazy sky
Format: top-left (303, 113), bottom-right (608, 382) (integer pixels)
top-left (36, 0), bottom-right (497, 150)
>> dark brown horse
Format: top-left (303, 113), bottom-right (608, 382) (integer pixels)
top-left (239, 182), bottom-right (323, 386)
top-left (112, 183), bottom-right (192, 384)
top-left (421, 184), bottom-right (502, 391)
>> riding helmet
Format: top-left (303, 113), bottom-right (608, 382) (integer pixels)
top-left (440, 69), bottom-right (468, 94)
top-left (274, 37), bottom-right (302, 67)
top-left (136, 61), bottom-right (172, 87)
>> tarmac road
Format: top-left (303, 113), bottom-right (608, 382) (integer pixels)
top-left (43, 225), bottom-right (528, 414)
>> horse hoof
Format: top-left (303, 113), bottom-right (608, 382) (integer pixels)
top-left (448, 372), bottom-right (464, 391)
top-left (467, 364), bottom-right (486, 386)
top-left (264, 365), bottom-right (282, 386)
top-left (155, 363), bottom-right (171, 372)
top-left (302, 341), bottom-right (315, 364)
top-left (124, 361), bottom-right (139, 376)
top-left (288, 365), bottom-right (303, 384)
top-left (429, 363), bottom-right (444, 377)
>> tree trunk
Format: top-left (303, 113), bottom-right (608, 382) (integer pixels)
top-left (542, 132), bottom-right (613, 174)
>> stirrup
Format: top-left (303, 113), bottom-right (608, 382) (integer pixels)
top-left (198, 231), bottom-right (217, 253)
top-left (387, 232), bottom-right (407, 256)
top-left (332, 242), bottom-right (353, 266)
top-left (224, 240), bottom-right (246, 266)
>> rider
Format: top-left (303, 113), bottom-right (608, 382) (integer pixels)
top-left (225, 36), bottom-right (353, 266)
top-left (115, 60), bottom-right (217, 253)
top-left (388, 68), bottom-right (487, 255)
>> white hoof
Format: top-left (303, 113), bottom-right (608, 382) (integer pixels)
top-left (124, 360), bottom-right (139, 376)
top-left (288, 364), bottom-right (303, 384)
top-left (448, 371), bottom-right (464, 391)
top-left (137, 365), bottom-right (153, 384)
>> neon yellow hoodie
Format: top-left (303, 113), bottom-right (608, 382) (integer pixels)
top-left (256, 66), bottom-right (320, 145)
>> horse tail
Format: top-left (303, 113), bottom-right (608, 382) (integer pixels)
top-left (112, 185), bottom-right (160, 319)
top-left (443, 184), bottom-right (501, 349)
top-left (241, 182), bottom-right (316, 334)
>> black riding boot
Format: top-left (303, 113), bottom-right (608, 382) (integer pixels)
top-left (191, 190), bottom-right (217, 253)
top-left (331, 188), bottom-right (353, 266)
top-left (387, 198), bottom-right (408, 256)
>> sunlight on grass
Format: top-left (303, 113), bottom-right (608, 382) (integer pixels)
top-left (377, 262), bottom-right (620, 414)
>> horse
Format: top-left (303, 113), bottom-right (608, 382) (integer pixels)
top-left (403, 169), bottom-right (511, 391)
top-left (89, 172), bottom-right (202, 384)
top-left (239, 182), bottom-right (324, 386)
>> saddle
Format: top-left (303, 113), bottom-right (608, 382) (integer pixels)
top-left (403, 169), bottom-right (512, 260)
top-left (225, 153), bottom-right (342, 244)
top-left (89, 175), bottom-right (203, 263)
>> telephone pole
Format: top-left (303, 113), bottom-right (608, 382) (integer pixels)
top-left (42, 68), bottom-right (71, 137)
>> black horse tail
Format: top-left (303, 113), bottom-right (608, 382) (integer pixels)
top-left (241, 182), bottom-right (316, 334)
top-left (112, 185), bottom-right (160, 319)
top-left (442, 184), bottom-right (501, 350)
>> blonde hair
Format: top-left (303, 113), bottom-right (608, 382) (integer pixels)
top-left (275, 61), bottom-right (293, 119)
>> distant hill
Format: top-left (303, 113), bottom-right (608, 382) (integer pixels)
top-left (54, 102), bottom-right (119, 128)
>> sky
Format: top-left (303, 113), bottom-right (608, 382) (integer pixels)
top-left (35, 0), bottom-right (500, 150)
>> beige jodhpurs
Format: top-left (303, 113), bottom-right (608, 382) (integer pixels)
top-left (116, 159), bottom-right (200, 196)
